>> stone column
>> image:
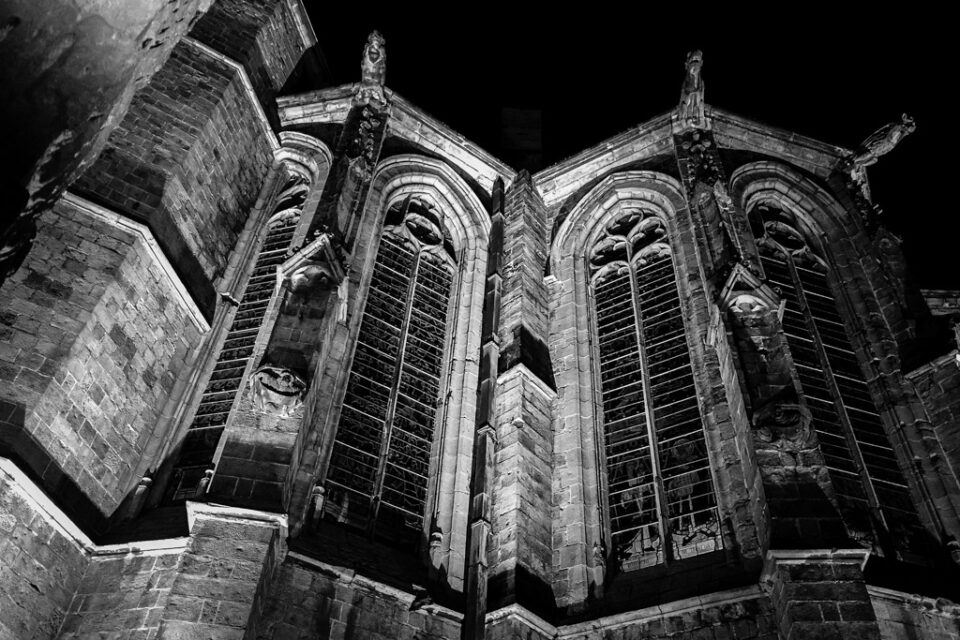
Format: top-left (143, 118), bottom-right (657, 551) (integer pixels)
top-left (485, 172), bottom-right (557, 629)
top-left (762, 549), bottom-right (880, 640)
top-left (158, 502), bottom-right (286, 639)
top-left (463, 178), bottom-right (504, 640)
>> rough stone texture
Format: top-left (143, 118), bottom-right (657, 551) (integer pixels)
top-left (73, 39), bottom-right (275, 315)
top-left (871, 590), bottom-right (960, 640)
top-left (910, 359), bottom-right (960, 509)
top-left (489, 369), bottom-right (556, 617)
top-left (0, 468), bottom-right (88, 640)
top-left (0, 0), bottom-right (210, 281)
top-left (158, 514), bottom-right (281, 639)
top-left (255, 560), bottom-right (461, 640)
top-left (765, 555), bottom-right (880, 640)
top-left (59, 550), bottom-right (183, 640)
top-left (189, 0), bottom-right (310, 124)
top-left (0, 201), bottom-right (204, 518)
top-left (561, 593), bottom-right (780, 640)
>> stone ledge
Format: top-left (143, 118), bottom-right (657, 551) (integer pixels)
top-left (760, 548), bottom-right (871, 589)
top-left (285, 550), bottom-right (464, 623)
top-left (0, 456), bottom-right (189, 557)
top-left (60, 191), bottom-right (210, 332)
top-left (486, 585), bottom-right (768, 639)
top-left (867, 584), bottom-right (960, 617)
top-left (182, 37), bottom-right (279, 153)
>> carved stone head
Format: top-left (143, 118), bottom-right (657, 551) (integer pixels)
top-left (365, 30), bottom-right (385, 64)
top-left (685, 50), bottom-right (703, 74)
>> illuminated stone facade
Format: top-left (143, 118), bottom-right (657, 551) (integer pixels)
top-left (2, 3), bottom-right (960, 639)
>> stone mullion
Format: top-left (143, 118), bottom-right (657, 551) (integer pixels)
top-left (819, 241), bottom-right (954, 544)
top-left (368, 238), bottom-right (422, 534)
top-left (784, 252), bottom-right (886, 535)
top-left (627, 259), bottom-right (674, 564)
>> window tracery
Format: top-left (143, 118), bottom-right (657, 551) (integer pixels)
top-left (589, 206), bottom-right (722, 571)
top-left (752, 203), bottom-right (920, 550)
top-left (167, 174), bottom-right (307, 501)
top-left (322, 196), bottom-right (457, 548)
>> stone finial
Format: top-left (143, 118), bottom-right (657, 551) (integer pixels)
top-left (678, 50), bottom-right (705, 128)
top-left (851, 113), bottom-right (916, 169)
top-left (355, 30), bottom-right (387, 108)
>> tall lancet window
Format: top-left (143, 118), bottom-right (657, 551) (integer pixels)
top-left (168, 175), bottom-right (307, 501)
top-left (752, 204), bottom-right (919, 549)
top-left (323, 197), bottom-right (457, 547)
top-left (589, 207), bottom-right (722, 571)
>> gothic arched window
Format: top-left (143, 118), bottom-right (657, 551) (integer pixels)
top-left (322, 196), bottom-right (457, 548)
top-left (168, 175), bottom-right (308, 501)
top-left (589, 207), bottom-right (722, 571)
top-left (752, 203), bottom-right (918, 549)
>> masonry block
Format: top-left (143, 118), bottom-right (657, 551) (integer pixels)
top-left (0, 200), bottom-right (206, 520)
top-left (189, 0), bottom-right (312, 123)
top-left (0, 462), bottom-right (89, 640)
top-left (763, 551), bottom-right (880, 640)
top-left (73, 39), bottom-right (276, 316)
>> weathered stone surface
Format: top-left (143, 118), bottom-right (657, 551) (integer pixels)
top-left (0, 466), bottom-right (88, 640)
top-left (255, 559), bottom-right (461, 640)
top-left (0, 0), bottom-right (210, 282)
top-left (73, 39), bottom-right (275, 317)
top-left (0, 200), bottom-right (205, 518)
top-left (59, 550), bottom-right (184, 640)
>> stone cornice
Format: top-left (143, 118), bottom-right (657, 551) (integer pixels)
top-left (61, 192), bottom-right (210, 332)
top-left (182, 36), bottom-right (280, 152)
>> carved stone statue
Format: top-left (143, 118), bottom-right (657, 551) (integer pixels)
top-left (851, 113), bottom-right (916, 169)
top-left (251, 366), bottom-right (306, 417)
top-left (678, 50), bottom-right (705, 127)
top-left (355, 30), bottom-right (387, 108)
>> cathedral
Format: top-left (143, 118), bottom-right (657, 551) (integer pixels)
top-left (2, 2), bottom-right (960, 639)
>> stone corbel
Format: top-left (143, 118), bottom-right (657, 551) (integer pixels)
top-left (279, 231), bottom-right (345, 298)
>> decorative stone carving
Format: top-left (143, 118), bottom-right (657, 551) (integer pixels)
top-left (852, 113), bottom-right (916, 169)
top-left (713, 180), bottom-right (748, 265)
top-left (309, 485), bottom-right (325, 531)
top-left (678, 50), bottom-right (705, 128)
top-left (752, 400), bottom-right (814, 449)
top-left (251, 366), bottom-right (306, 417)
top-left (288, 261), bottom-right (335, 294)
top-left (729, 293), bottom-right (768, 316)
top-left (844, 113), bottom-right (916, 210)
top-left (677, 130), bottom-right (720, 185)
top-left (355, 30), bottom-right (387, 108)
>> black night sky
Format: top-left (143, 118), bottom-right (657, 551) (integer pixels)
top-left (306, 8), bottom-right (954, 290)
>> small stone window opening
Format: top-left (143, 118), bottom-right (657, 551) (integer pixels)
top-left (321, 196), bottom-right (458, 550)
top-left (752, 203), bottom-right (921, 553)
top-left (589, 206), bottom-right (723, 572)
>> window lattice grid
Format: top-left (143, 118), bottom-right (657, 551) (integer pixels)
top-left (590, 208), bottom-right (722, 572)
top-left (324, 226), bottom-right (455, 545)
top-left (758, 244), bottom-right (918, 545)
top-left (167, 210), bottom-right (300, 501)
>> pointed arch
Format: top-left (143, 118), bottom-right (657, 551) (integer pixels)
top-left (551, 171), bottom-right (725, 577)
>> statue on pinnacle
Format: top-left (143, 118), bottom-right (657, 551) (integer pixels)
top-left (355, 30), bottom-right (387, 108)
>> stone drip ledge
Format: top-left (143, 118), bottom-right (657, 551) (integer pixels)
top-left (868, 584), bottom-right (960, 618)
top-left (60, 192), bottom-right (210, 333)
top-left (759, 548), bottom-right (871, 587)
top-left (560, 585), bottom-right (766, 639)
top-left (185, 500), bottom-right (288, 539)
top-left (0, 456), bottom-right (187, 558)
top-left (0, 456), bottom-right (288, 559)
top-left (285, 550), bottom-right (464, 623)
